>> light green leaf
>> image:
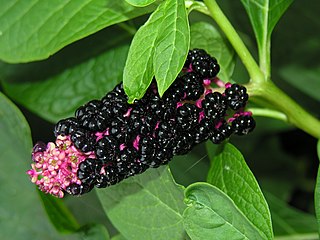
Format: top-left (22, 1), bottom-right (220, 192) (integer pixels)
top-left (190, 22), bottom-right (235, 82)
top-left (96, 166), bottom-right (187, 240)
top-left (123, 2), bottom-right (165, 103)
top-left (1, 45), bottom-right (129, 123)
top-left (183, 182), bottom-right (265, 240)
top-left (153, 0), bottom-right (190, 96)
top-left (125, 0), bottom-right (156, 7)
top-left (265, 191), bottom-right (318, 237)
top-left (0, 92), bottom-right (76, 239)
top-left (0, 0), bottom-right (155, 63)
top-left (279, 65), bottom-right (320, 101)
top-left (241, 0), bottom-right (293, 74)
top-left (207, 143), bottom-right (273, 240)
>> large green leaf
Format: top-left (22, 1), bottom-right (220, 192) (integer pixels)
top-left (0, 92), bottom-right (73, 239)
top-left (123, 1), bottom-right (165, 103)
top-left (125, 0), bottom-right (156, 7)
top-left (190, 22), bottom-right (235, 83)
top-left (265, 191), bottom-right (318, 237)
top-left (279, 65), bottom-right (320, 101)
top-left (207, 143), bottom-right (273, 240)
top-left (78, 224), bottom-right (110, 240)
top-left (96, 166), bottom-right (187, 240)
top-left (1, 44), bottom-right (129, 123)
top-left (0, 0), bottom-right (155, 63)
top-left (183, 182), bottom-right (264, 240)
top-left (153, 0), bottom-right (190, 96)
top-left (241, 0), bottom-right (293, 73)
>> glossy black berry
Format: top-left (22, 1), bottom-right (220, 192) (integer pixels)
top-left (77, 158), bottom-right (102, 185)
top-left (65, 183), bottom-right (93, 196)
top-left (185, 48), bottom-right (208, 67)
top-left (209, 122), bottom-right (233, 144)
top-left (173, 132), bottom-right (194, 155)
top-left (70, 128), bottom-right (96, 152)
top-left (202, 92), bottom-right (228, 121)
top-left (180, 72), bottom-right (204, 100)
top-left (95, 135), bottom-right (119, 162)
top-left (176, 103), bottom-right (200, 131)
top-left (95, 164), bottom-right (124, 188)
top-left (54, 117), bottom-right (79, 137)
top-left (232, 115), bottom-right (256, 135)
top-left (224, 84), bottom-right (249, 110)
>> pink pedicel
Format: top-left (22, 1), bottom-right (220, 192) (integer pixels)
top-left (176, 102), bottom-right (183, 108)
top-left (124, 108), bottom-right (132, 117)
top-left (195, 99), bottom-right (203, 109)
top-left (187, 63), bottom-right (193, 72)
top-left (133, 135), bottom-right (140, 151)
top-left (203, 79), bottom-right (212, 86)
top-left (225, 82), bottom-right (232, 88)
top-left (205, 89), bottom-right (213, 95)
top-left (227, 111), bottom-right (253, 123)
top-left (120, 143), bottom-right (126, 151)
top-left (27, 135), bottom-right (95, 198)
top-left (198, 111), bottom-right (205, 123)
top-left (213, 77), bottom-right (226, 88)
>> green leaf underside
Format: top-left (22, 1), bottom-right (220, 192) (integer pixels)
top-left (1, 45), bottom-right (129, 123)
top-left (0, 0), bottom-right (155, 63)
top-left (279, 65), bottom-right (320, 101)
top-left (38, 191), bottom-right (80, 233)
top-left (154, 0), bottom-right (190, 96)
top-left (123, 2), bottom-right (165, 103)
top-left (125, 0), bottom-right (156, 7)
top-left (264, 191), bottom-right (318, 236)
top-left (0, 92), bottom-right (76, 239)
top-left (207, 143), bottom-right (273, 240)
top-left (96, 166), bottom-right (187, 240)
top-left (190, 22), bottom-right (235, 83)
top-left (183, 183), bottom-right (264, 240)
top-left (240, 0), bottom-right (293, 52)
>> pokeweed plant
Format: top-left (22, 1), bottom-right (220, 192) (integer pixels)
top-left (0, 0), bottom-right (319, 239)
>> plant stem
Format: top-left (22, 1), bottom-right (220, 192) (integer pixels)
top-left (247, 81), bottom-right (320, 139)
top-left (203, 0), bottom-right (265, 83)
top-left (248, 108), bottom-right (287, 122)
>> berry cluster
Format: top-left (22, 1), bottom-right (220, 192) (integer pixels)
top-left (27, 49), bottom-right (255, 198)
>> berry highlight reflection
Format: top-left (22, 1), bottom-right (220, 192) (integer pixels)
top-left (27, 49), bottom-right (255, 198)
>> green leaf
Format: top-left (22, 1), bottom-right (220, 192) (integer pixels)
top-left (0, 0), bottom-right (155, 63)
top-left (241, 0), bottom-right (293, 74)
top-left (190, 22), bottom-right (235, 82)
top-left (264, 191), bottom-right (318, 237)
top-left (153, 0), bottom-right (190, 96)
top-left (125, 0), bottom-right (156, 7)
top-left (123, 2), bottom-right (165, 103)
top-left (78, 224), bottom-right (110, 240)
top-left (38, 191), bottom-right (80, 234)
top-left (1, 45), bottom-right (129, 123)
top-left (315, 139), bottom-right (320, 236)
top-left (183, 182), bottom-right (265, 240)
top-left (96, 166), bottom-right (187, 240)
top-left (0, 92), bottom-right (74, 239)
top-left (279, 65), bottom-right (320, 101)
top-left (207, 143), bottom-right (273, 240)
top-left (111, 234), bottom-right (127, 240)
